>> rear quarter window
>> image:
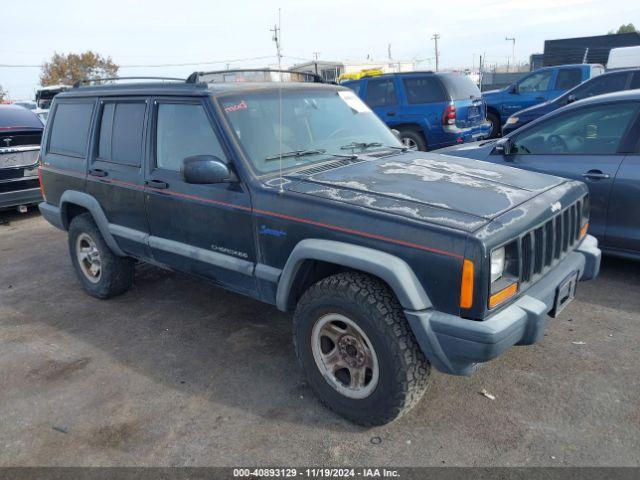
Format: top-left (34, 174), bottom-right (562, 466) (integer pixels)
top-left (402, 76), bottom-right (447, 104)
top-left (438, 74), bottom-right (481, 100)
top-left (48, 101), bottom-right (94, 157)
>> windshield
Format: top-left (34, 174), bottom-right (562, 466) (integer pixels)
top-left (219, 88), bottom-right (401, 174)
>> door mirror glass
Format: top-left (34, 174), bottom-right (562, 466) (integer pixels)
top-left (566, 94), bottom-right (577, 104)
top-left (494, 137), bottom-right (512, 157)
top-left (181, 155), bottom-right (236, 184)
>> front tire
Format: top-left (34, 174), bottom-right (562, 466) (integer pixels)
top-left (293, 272), bottom-right (430, 426)
top-left (487, 111), bottom-right (501, 138)
top-left (68, 213), bottom-right (134, 299)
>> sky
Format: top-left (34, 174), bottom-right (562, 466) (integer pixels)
top-left (2, 0), bottom-right (639, 100)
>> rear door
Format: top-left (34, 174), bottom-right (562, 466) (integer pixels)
top-left (144, 97), bottom-right (256, 295)
top-left (86, 97), bottom-right (150, 258)
top-left (495, 101), bottom-right (640, 240)
top-left (548, 67), bottom-right (584, 100)
top-left (362, 77), bottom-right (399, 125)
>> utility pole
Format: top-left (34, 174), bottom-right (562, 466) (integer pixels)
top-left (388, 43), bottom-right (392, 60)
top-left (431, 33), bottom-right (440, 71)
top-left (505, 37), bottom-right (515, 71)
top-left (270, 8), bottom-right (283, 70)
top-left (312, 51), bottom-right (320, 75)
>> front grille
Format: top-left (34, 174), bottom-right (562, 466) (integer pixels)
top-left (519, 198), bottom-right (584, 284)
top-left (0, 132), bottom-right (42, 148)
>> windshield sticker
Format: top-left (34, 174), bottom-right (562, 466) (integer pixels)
top-left (224, 100), bottom-right (248, 113)
top-left (338, 91), bottom-right (371, 113)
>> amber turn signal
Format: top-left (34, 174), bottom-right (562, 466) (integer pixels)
top-left (580, 222), bottom-right (589, 239)
top-left (489, 282), bottom-right (518, 309)
top-left (460, 259), bottom-right (474, 309)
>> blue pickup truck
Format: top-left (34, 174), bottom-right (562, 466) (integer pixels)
top-left (342, 72), bottom-right (491, 151)
top-left (483, 64), bottom-right (604, 137)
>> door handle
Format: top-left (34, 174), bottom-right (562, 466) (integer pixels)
top-left (582, 170), bottom-right (610, 180)
top-left (88, 168), bottom-right (108, 177)
top-left (145, 179), bottom-right (169, 189)
top-left (387, 111), bottom-right (396, 116)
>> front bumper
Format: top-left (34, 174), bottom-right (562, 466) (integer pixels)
top-left (405, 235), bottom-right (601, 375)
top-left (0, 174), bottom-right (42, 210)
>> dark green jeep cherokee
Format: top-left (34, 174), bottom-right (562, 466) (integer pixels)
top-left (38, 74), bottom-right (601, 425)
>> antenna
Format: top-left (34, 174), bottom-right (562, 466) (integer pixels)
top-left (271, 8), bottom-right (284, 194)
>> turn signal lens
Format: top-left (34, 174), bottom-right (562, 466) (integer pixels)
top-left (460, 259), bottom-right (474, 309)
top-left (580, 222), bottom-right (589, 239)
top-left (489, 282), bottom-right (518, 309)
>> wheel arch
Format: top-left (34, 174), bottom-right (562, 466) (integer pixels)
top-left (59, 191), bottom-right (126, 257)
top-left (276, 239), bottom-right (432, 312)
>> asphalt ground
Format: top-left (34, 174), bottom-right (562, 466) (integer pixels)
top-left (1, 210), bottom-right (638, 466)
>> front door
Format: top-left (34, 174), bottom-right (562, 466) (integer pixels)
top-left (502, 69), bottom-right (555, 118)
top-left (144, 98), bottom-right (256, 295)
top-left (493, 101), bottom-right (640, 240)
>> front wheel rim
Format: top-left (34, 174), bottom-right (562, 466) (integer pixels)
top-left (311, 313), bottom-right (379, 399)
top-left (76, 233), bottom-right (102, 283)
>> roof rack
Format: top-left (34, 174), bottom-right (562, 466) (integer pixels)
top-left (186, 69), bottom-right (323, 84)
top-left (73, 76), bottom-right (186, 88)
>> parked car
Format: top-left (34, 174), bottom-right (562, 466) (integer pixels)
top-left (502, 68), bottom-right (640, 135)
top-left (438, 89), bottom-right (640, 260)
top-left (38, 75), bottom-right (600, 425)
top-left (483, 64), bottom-right (604, 137)
top-left (12, 100), bottom-right (38, 111)
top-left (342, 71), bottom-right (491, 151)
top-left (0, 104), bottom-right (43, 211)
top-left (607, 46), bottom-right (640, 70)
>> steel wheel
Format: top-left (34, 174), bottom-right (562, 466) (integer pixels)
top-left (401, 137), bottom-right (418, 150)
top-left (311, 313), bottom-right (379, 399)
top-left (75, 232), bottom-right (102, 284)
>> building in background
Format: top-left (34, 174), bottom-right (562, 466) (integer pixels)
top-left (290, 59), bottom-right (416, 83)
top-left (543, 32), bottom-right (640, 67)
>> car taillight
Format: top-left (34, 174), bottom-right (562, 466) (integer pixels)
top-left (37, 152), bottom-right (46, 201)
top-left (442, 104), bottom-right (456, 125)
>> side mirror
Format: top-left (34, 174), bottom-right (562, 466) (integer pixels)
top-left (509, 84), bottom-right (518, 94)
top-left (566, 94), bottom-right (577, 104)
top-left (494, 137), bottom-right (513, 158)
top-left (181, 155), bottom-right (237, 184)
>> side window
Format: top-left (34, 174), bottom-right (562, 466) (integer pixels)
top-left (512, 103), bottom-right (638, 155)
top-left (402, 76), bottom-right (446, 104)
top-left (573, 73), bottom-right (629, 100)
top-left (48, 102), bottom-right (94, 157)
top-left (364, 79), bottom-right (397, 107)
top-left (630, 72), bottom-right (640, 90)
top-left (156, 103), bottom-right (227, 172)
top-left (555, 68), bottom-right (583, 90)
top-left (96, 101), bottom-right (146, 166)
top-left (517, 71), bottom-right (553, 93)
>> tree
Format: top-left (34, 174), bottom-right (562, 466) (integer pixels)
top-left (40, 51), bottom-right (119, 86)
top-left (0, 85), bottom-right (6, 103)
top-left (608, 23), bottom-right (637, 34)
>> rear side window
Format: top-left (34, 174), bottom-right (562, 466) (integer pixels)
top-left (438, 74), bottom-right (481, 100)
top-left (48, 102), bottom-right (94, 157)
top-left (155, 103), bottom-right (227, 171)
top-left (365, 78), bottom-right (397, 107)
top-left (96, 101), bottom-right (146, 166)
top-left (402, 76), bottom-right (446, 104)
top-left (556, 68), bottom-right (583, 90)
top-left (630, 72), bottom-right (640, 89)
top-left (343, 80), bottom-right (361, 94)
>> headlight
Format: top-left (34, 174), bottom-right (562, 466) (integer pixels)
top-left (490, 247), bottom-right (505, 283)
top-left (505, 116), bottom-right (519, 125)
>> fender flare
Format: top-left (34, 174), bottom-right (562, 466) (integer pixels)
top-left (59, 191), bottom-right (126, 257)
top-left (275, 239), bottom-right (432, 312)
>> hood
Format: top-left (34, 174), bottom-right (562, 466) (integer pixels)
top-left (285, 152), bottom-right (564, 233)
top-left (481, 89), bottom-right (504, 101)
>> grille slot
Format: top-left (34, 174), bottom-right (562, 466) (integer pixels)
top-left (518, 197), bottom-right (585, 286)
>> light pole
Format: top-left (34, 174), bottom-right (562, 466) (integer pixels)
top-left (431, 33), bottom-right (440, 71)
top-left (505, 37), bottom-right (515, 71)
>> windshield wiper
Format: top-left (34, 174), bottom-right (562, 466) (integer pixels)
top-left (340, 142), bottom-right (408, 152)
top-left (265, 149), bottom-right (326, 161)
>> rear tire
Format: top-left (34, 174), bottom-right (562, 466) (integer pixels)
top-left (293, 272), bottom-right (430, 426)
top-left (68, 213), bottom-right (134, 299)
top-left (398, 128), bottom-right (427, 151)
top-left (487, 111), bottom-right (501, 138)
